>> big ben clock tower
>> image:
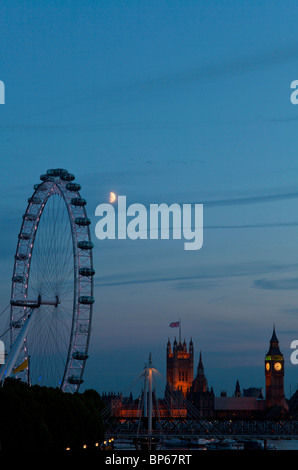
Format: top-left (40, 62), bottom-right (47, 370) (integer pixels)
top-left (265, 326), bottom-right (286, 409)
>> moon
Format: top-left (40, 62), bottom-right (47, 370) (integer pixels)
top-left (109, 192), bottom-right (116, 203)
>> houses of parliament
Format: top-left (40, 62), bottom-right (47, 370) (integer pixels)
top-left (166, 327), bottom-right (292, 418)
top-left (102, 326), bottom-right (298, 419)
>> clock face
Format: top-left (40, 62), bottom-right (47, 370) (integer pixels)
top-left (274, 362), bottom-right (282, 371)
top-left (266, 362), bottom-right (270, 371)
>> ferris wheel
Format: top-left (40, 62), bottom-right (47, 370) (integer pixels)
top-left (0, 168), bottom-right (95, 393)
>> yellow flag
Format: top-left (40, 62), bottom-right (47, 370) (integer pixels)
top-left (13, 358), bottom-right (28, 374)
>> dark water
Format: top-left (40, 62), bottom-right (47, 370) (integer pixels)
top-left (269, 438), bottom-right (298, 450)
top-left (113, 438), bottom-right (298, 451)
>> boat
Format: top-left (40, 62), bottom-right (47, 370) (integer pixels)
top-left (163, 438), bottom-right (188, 448)
top-left (206, 439), bottom-right (244, 450)
top-left (238, 439), bottom-right (263, 450)
top-left (186, 438), bottom-right (213, 449)
top-left (133, 437), bottom-right (163, 451)
top-left (113, 439), bottom-right (135, 450)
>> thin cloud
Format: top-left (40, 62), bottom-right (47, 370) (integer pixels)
top-left (253, 277), bottom-right (298, 291)
top-left (269, 117), bottom-right (298, 123)
top-left (205, 221), bottom-right (298, 229)
top-left (0, 125), bottom-right (71, 131)
top-left (119, 44), bottom-right (298, 94)
top-left (90, 188), bottom-right (298, 213)
top-left (200, 191), bottom-right (298, 208)
top-left (280, 307), bottom-right (298, 316)
top-left (117, 190), bottom-right (298, 209)
top-left (18, 43), bottom-right (298, 121)
top-left (173, 279), bottom-right (222, 291)
top-left (0, 122), bottom-right (187, 132)
top-left (96, 261), bottom-right (298, 288)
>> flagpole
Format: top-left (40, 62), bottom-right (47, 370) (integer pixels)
top-left (179, 319), bottom-right (181, 343)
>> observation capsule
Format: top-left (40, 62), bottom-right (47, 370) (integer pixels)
top-left (72, 352), bottom-right (89, 360)
top-left (61, 172), bottom-right (75, 182)
top-left (40, 174), bottom-right (51, 181)
top-left (71, 198), bottom-right (87, 207)
top-left (28, 196), bottom-right (42, 204)
top-left (66, 182), bottom-right (81, 192)
top-left (77, 241), bottom-right (94, 250)
top-left (18, 232), bottom-right (31, 240)
top-left (23, 213), bottom-right (36, 221)
top-left (78, 296), bottom-right (95, 305)
top-left (75, 217), bottom-right (91, 226)
top-left (67, 375), bottom-right (84, 385)
top-left (15, 253), bottom-right (28, 261)
top-left (46, 168), bottom-right (68, 177)
top-left (12, 275), bottom-right (25, 283)
top-left (79, 267), bottom-right (95, 277)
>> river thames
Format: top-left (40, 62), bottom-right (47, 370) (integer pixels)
top-left (113, 437), bottom-right (298, 451)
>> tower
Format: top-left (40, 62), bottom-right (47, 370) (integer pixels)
top-left (234, 379), bottom-right (241, 398)
top-left (166, 337), bottom-right (193, 397)
top-left (187, 351), bottom-right (214, 417)
top-left (192, 351), bottom-right (208, 393)
top-left (265, 326), bottom-right (286, 409)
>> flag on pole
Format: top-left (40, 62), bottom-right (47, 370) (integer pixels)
top-left (169, 321), bottom-right (180, 328)
top-left (12, 358), bottom-right (28, 374)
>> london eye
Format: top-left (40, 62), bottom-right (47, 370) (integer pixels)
top-left (0, 168), bottom-right (95, 393)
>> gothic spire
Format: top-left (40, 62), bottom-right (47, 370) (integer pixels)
top-left (266, 325), bottom-right (282, 356)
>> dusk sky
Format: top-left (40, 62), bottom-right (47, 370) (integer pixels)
top-left (1, 1), bottom-right (298, 398)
